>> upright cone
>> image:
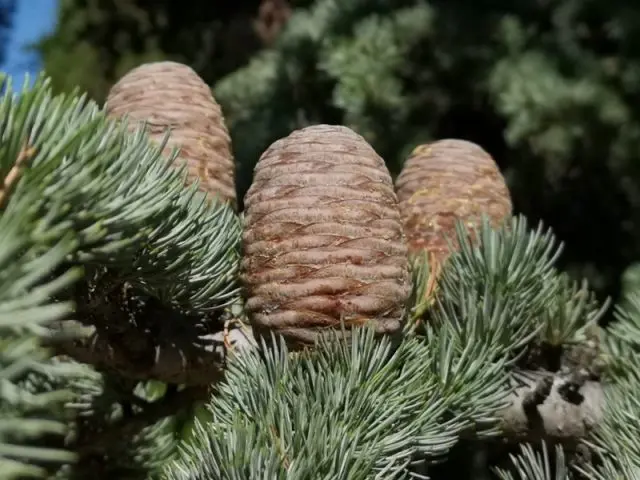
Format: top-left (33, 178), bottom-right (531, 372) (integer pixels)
top-left (242, 125), bottom-right (411, 348)
top-left (105, 61), bottom-right (236, 207)
top-left (395, 139), bottom-right (512, 265)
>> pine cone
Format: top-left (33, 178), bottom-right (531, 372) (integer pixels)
top-left (241, 125), bottom-right (411, 348)
top-left (395, 139), bottom-right (512, 264)
top-left (105, 61), bottom-right (236, 207)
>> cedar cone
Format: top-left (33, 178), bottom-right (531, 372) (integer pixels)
top-left (241, 124), bottom-right (412, 348)
top-left (105, 61), bottom-right (236, 207)
top-left (395, 139), bottom-right (512, 265)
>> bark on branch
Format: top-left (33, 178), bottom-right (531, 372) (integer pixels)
top-left (50, 319), bottom-right (255, 386)
top-left (48, 271), bottom-right (255, 386)
top-left (50, 272), bottom-right (603, 445)
top-left (53, 316), bottom-right (604, 445)
top-left (498, 370), bottom-right (604, 444)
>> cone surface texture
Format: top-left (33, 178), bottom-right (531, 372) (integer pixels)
top-left (105, 61), bottom-right (236, 206)
top-left (242, 125), bottom-right (411, 347)
top-left (395, 139), bottom-right (512, 262)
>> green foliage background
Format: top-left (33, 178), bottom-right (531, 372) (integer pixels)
top-left (32, 0), bottom-right (640, 312)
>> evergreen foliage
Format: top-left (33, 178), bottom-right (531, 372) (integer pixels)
top-left (0, 184), bottom-right (80, 478)
top-left (163, 216), bottom-right (640, 479)
top-left (0, 76), bottom-right (240, 478)
top-left (3, 2), bottom-right (640, 477)
top-left (32, 0), bottom-right (312, 103)
top-left (1, 67), bottom-right (638, 476)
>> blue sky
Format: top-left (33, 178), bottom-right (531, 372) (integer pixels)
top-left (2, 0), bottom-right (57, 86)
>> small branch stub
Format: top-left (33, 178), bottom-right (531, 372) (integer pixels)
top-left (105, 61), bottom-right (237, 208)
top-left (395, 139), bottom-right (512, 265)
top-left (241, 124), bottom-right (412, 349)
top-left (499, 370), bottom-right (604, 444)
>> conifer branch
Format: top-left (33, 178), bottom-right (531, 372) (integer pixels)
top-left (0, 77), bottom-right (243, 383)
top-left (48, 273), bottom-right (254, 386)
top-left (494, 442), bottom-right (574, 480)
top-left (49, 313), bottom-right (252, 385)
top-left (0, 195), bottom-right (84, 478)
top-left (498, 370), bottom-right (603, 444)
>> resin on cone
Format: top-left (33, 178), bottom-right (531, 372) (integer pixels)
top-left (105, 61), bottom-right (236, 207)
top-left (242, 125), bottom-right (411, 348)
top-left (395, 139), bottom-right (512, 265)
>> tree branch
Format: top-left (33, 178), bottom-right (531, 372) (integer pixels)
top-left (49, 319), bottom-right (255, 386)
top-left (498, 369), bottom-right (604, 444)
top-left (46, 270), bottom-right (255, 386)
top-left (55, 317), bottom-right (604, 443)
top-left (51, 271), bottom-right (604, 446)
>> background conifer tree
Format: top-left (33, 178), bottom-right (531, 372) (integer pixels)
top-left (1, 0), bottom-right (640, 479)
top-left (34, 0), bottom-right (640, 313)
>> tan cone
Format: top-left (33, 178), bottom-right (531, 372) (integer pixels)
top-left (241, 124), bottom-right (411, 348)
top-left (395, 139), bottom-right (512, 265)
top-left (105, 61), bottom-right (236, 208)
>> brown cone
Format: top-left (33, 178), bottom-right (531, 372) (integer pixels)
top-left (241, 124), bottom-right (411, 348)
top-left (395, 139), bottom-right (512, 265)
top-left (105, 61), bottom-right (236, 207)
